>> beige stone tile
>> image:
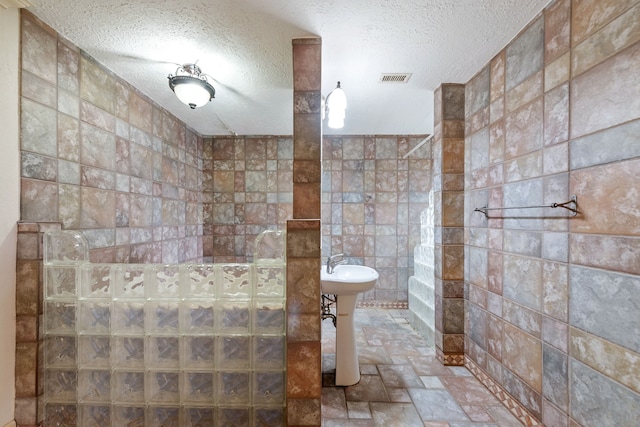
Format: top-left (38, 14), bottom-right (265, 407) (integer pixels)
top-left (572, 0), bottom-right (638, 45)
top-left (505, 71), bottom-right (543, 114)
top-left (490, 51), bottom-right (506, 102)
top-left (573, 2), bottom-right (640, 77)
top-left (545, 51), bottom-right (570, 92)
top-left (570, 158), bottom-right (640, 236)
top-left (504, 98), bottom-right (543, 159)
top-left (545, 0), bottom-right (571, 63)
top-left (571, 327), bottom-right (640, 394)
top-left (570, 36), bottom-right (640, 139)
top-left (503, 322), bottom-right (543, 392)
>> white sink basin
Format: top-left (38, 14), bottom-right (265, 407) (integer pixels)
top-left (320, 265), bottom-right (379, 295)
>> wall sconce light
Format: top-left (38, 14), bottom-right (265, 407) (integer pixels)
top-left (325, 81), bottom-right (347, 129)
top-left (168, 63), bottom-right (216, 109)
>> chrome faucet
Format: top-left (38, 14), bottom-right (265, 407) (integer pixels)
top-left (326, 253), bottom-right (348, 274)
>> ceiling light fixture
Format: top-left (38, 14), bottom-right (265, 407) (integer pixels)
top-left (168, 63), bottom-right (215, 109)
top-left (325, 81), bottom-right (347, 129)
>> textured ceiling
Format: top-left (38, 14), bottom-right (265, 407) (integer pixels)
top-left (27, 0), bottom-right (550, 136)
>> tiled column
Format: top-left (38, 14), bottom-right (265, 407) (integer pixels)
top-left (432, 84), bottom-right (466, 366)
top-left (15, 222), bottom-right (61, 426)
top-left (286, 38), bottom-right (322, 426)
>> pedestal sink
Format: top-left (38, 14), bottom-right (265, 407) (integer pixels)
top-left (321, 265), bottom-right (378, 386)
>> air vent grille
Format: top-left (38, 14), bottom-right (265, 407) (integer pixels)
top-left (380, 73), bottom-right (412, 83)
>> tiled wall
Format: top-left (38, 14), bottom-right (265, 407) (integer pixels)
top-left (202, 136), bottom-right (293, 263)
top-left (433, 84), bottom-right (466, 366)
top-left (463, 0), bottom-right (640, 425)
top-left (321, 135), bottom-right (431, 301)
top-left (20, 11), bottom-right (204, 264)
top-left (287, 38), bottom-right (323, 426)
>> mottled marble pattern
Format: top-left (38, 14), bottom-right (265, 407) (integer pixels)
top-left (505, 18), bottom-right (544, 92)
top-left (569, 266), bottom-right (640, 353)
top-left (571, 360), bottom-right (640, 427)
top-left (322, 309), bottom-right (525, 426)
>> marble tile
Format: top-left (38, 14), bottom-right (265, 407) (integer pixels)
top-left (22, 98), bottom-right (57, 157)
top-left (505, 71), bottom-right (542, 114)
top-left (544, 52), bottom-right (570, 92)
top-left (503, 299), bottom-right (541, 338)
top-left (408, 388), bottom-right (469, 421)
top-left (545, 0), bottom-right (571, 63)
top-left (504, 98), bottom-right (543, 160)
top-left (490, 51), bottom-right (506, 102)
top-left (292, 40), bottom-right (321, 91)
top-left (80, 55), bottom-right (116, 114)
top-left (570, 327), bottom-right (640, 395)
top-left (544, 82), bottom-right (569, 146)
top-left (570, 40), bottom-right (640, 139)
top-left (542, 344), bottom-right (568, 411)
top-left (502, 365), bottom-right (542, 419)
top-left (345, 375), bottom-right (390, 402)
top-left (80, 122), bottom-right (116, 171)
top-left (503, 321), bottom-right (543, 393)
top-left (503, 254), bottom-right (542, 311)
top-left (571, 0), bottom-right (638, 45)
top-left (569, 265), bottom-right (640, 353)
top-left (466, 67), bottom-right (490, 118)
top-left (505, 17), bottom-right (544, 91)
top-left (20, 178), bottom-right (58, 222)
top-left (442, 84), bottom-right (466, 121)
top-left (571, 360), bottom-right (640, 427)
top-left (58, 39), bottom-right (79, 94)
top-left (80, 187), bottom-right (116, 228)
top-left (22, 14), bottom-right (57, 85)
top-left (572, 2), bottom-right (640, 77)
top-left (570, 233), bottom-right (640, 276)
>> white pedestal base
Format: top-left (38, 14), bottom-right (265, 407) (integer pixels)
top-left (334, 294), bottom-right (360, 386)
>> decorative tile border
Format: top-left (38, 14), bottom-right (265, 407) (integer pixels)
top-left (465, 356), bottom-right (542, 426)
top-left (435, 347), bottom-right (465, 366)
top-left (356, 300), bottom-right (408, 309)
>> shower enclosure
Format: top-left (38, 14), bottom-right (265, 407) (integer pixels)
top-left (42, 229), bottom-right (286, 427)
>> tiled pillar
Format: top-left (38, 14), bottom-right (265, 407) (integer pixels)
top-left (286, 38), bottom-right (322, 426)
top-left (432, 84), bottom-right (466, 366)
top-left (15, 222), bottom-right (61, 426)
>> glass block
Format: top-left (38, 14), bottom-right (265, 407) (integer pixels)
top-left (146, 370), bottom-right (181, 404)
top-left (183, 407), bottom-right (214, 427)
top-left (180, 300), bottom-right (214, 335)
top-left (78, 335), bottom-right (111, 368)
top-left (146, 301), bottom-right (180, 334)
top-left (45, 369), bottom-right (77, 403)
top-left (112, 301), bottom-right (145, 334)
top-left (254, 229), bottom-right (285, 261)
top-left (112, 405), bottom-right (145, 427)
top-left (217, 407), bottom-right (249, 426)
top-left (253, 336), bottom-right (285, 370)
top-left (44, 403), bottom-right (77, 427)
top-left (114, 265), bottom-right (147, 300)
top-left (80, 264), bottom-right (113, 299)
top-left (45, 265), bottom-right (78, 299)
top-left (183, 371), bottom-right (215, 404)
top-left (254, 266), bottom-right (285, 299)
top-left (44, 301), bottom-right (76, 334)
top-left (183, 264), bottom-right (216, 299)
top-left (253, 371), bottom-right (285, 405)
top-left (217, 300), bottom-right (250, 334)
top-left (112, 370), bottom-right (145, 404)
top-left (77, 300), bottom-right (110, 334)
top-left (253, 300), bottom-right (285, 334)
top-left (217, 371), bottom-right (250, 405)
top-left (253, 406), bottom-right (285, 427)
top-left (182, 336), bottom-right (215, 369)
top-left (148, 264), bottom-right (181, 299)
top-left (77, 369), bottom-right (111, 403)
top-left (112, 336), bottom-right (145, 369)
top-left (79, 404), bottom-right (111, 427)
top-left (146, 336), bottom-right (180, 369)
top-left (220, 264), bottom-right (251, 298)
top-left (44, 229), bottom-right (88, 264)
top-left (217, 336), bottom-right (250, 369)
top-left (45, 335), bottom-right (76, 368)
top-left (147, 406), bottom-right (180, 427)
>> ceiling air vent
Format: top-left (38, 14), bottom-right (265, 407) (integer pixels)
top-left (380, 73), bottom-right (412, 83)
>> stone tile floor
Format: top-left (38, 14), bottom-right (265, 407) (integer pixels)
top-left (321, 308), bottom-right (524, 427)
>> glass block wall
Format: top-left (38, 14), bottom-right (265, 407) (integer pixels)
top-left (42, 229), bottom-right (286, 427)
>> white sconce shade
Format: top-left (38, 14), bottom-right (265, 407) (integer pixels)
top-left (325, 81), bottom-right (347, 129)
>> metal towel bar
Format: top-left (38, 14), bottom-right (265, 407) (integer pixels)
top-left (474, 195), bottom-right (578, 217)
